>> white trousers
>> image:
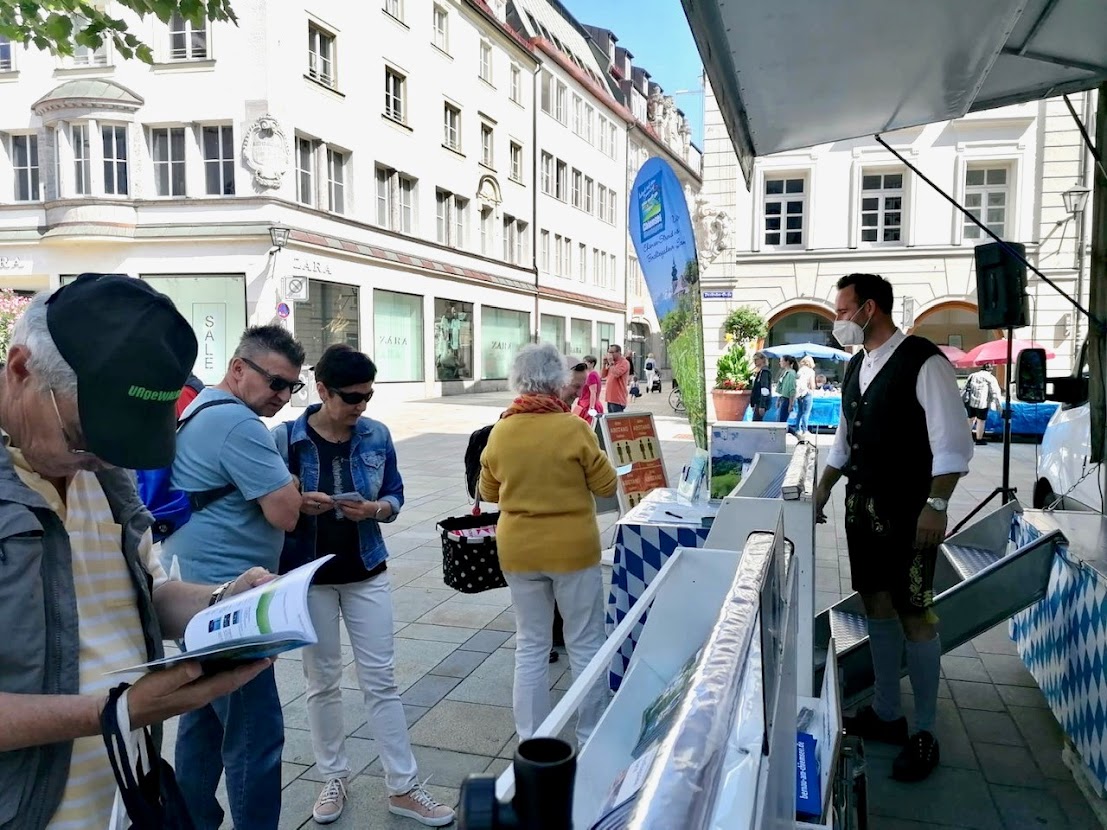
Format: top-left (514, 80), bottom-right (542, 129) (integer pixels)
top-left (302, 573), bottom-right (419, 795)
top-left (504, 566), bottom-right (611, 747)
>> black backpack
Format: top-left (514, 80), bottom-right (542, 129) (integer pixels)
top-left (464, 424), bottom-right (494, 500)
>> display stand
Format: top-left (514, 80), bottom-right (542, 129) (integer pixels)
top-left (709, 420), bottom-right (787, 499)
top-left (600, 412), bottom-right (669, 512)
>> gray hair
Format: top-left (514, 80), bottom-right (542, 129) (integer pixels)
top-left (509, 343), bottom-right (568, 396)
top-left (8, 290), bottom-right (78, 396)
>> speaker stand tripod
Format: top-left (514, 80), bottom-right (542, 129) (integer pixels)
top-left (949, 328), bottom-right (1019, 535)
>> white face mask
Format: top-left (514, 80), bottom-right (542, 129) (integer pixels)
top-left (833, 304), bottom-right (870, 347)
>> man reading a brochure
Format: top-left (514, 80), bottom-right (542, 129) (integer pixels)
top-left (0, 275), bottom-right (275, 830)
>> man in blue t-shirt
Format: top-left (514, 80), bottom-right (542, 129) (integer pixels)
top-left (163, 325), bottom-right (305, 830)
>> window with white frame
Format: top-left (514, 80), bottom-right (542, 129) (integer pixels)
top-left (555, 160), bottom-right (567, 201)
top-left (763, 175), bottom-right (805, 246)
top-left (553, 233), bottom-right (564, 275)
top-left (584, 104), bottom-right (594, 144)
top-left (541, 151), bottom-right (553, 194)
top-left (384, 67), bottom-right (406, 123)
top-left (151, 127), bottom-right (185, 197)
top-left (606, 189), bottom-right (616, 224)
top-left (327, 148), bottom-right (345, 213)
top-left (598, 185), bottom-right (609, 223)
top-left (101, 124), bottom-right (128, 196)
top-left (479, 41), bottom-right (493, 83)
top-left (202, 125), bottom-right (235, 195)
top-left (607, 122), bottom-right (618, 159)
top-left (168, 13), bottom-right (207, 60)
top-left (540, 71), bottom-right (552, 114)
top-left (555, 82), bottom-right (566, 124)
top-left (432, 5), bottom-right (449, 52)
top-left (480, 122), bottom-right (494, 167)
top-left (308, 24), bottom-right (336, 87)
top-left (0, 37), bottom-right (12, 72)
top-left (383, 0), bottom-right (403, 21)
top-left (296, 136), bottom-right (315, 205)
top-left (71, 19), bottom-right (108, 67)
top-left (435, 189), bottom-right (468, 248)
top-left (593, 248), bottom-right (602, 286)
top-left (860, 170), bottom-right (905, 243)
top-left (571, 169), bottom-right (582, 208)
top-left (510, 64), bottom-right (522, 104)
top-left (436, 190), bottom-right (449, 244)
top-left (573, 95), bottom-right (582, 135)
top-left (598, 116), bottom-right (610, 155)
top-left (71, 124), bottom-right (91, 195)
top-left (504, 215), bottom-right (526, 265)
top-left (443, 103), bottom-right (460, 150)
top-left (540, 230), bottom-right (550, 271)
top-left (376, 167), bottom-right (415, 233)
top-left (563, 237), bottom-right (572, 276)
top-left (584, 176), bottom-right (594, 214)
top-left (510, 142), bottom-right (523, 183)
top-left (963, 166), bottom-right (1009, 240)
top-left (609, 254), bottom-right (617, 288)
top-left (11, 135), bottom-right (39, 202)
top-left (578, 243), bottom-right (586, 282)
top-left (480, 207), bottom-right (494, 255)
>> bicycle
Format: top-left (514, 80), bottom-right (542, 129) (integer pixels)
top-left (669, 386), bottom-right (685, 413)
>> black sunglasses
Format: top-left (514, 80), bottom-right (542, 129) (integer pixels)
top-left (240, 357), bottom-right (305, 394)
top-left (329, 387), bottom-right (374, 405)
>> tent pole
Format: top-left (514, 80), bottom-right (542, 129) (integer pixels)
top-left (1089, 83), bottom-right (1107, 470)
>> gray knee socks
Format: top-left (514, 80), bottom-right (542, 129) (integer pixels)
top-left (906, 634), bottom-right (942, 733)
top-left (867, 616), bottom-right (905, 721)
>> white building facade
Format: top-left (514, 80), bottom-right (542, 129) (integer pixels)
top-left (700, 80), bottom-right (1096, 389)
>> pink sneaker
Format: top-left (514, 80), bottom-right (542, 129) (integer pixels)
top-left (388, 781), bottom-right (455, 826)
top-left (312, 777), bottom-right (347, 824)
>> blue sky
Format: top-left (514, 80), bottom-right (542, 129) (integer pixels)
top-left (557, 0), bottom-right (705, 146)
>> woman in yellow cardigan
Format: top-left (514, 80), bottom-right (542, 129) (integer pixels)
top-left (480, 343), bottom-right (618, 746)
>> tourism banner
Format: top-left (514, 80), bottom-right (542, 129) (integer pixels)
top-left (628, 158), bottom-right (707, 449)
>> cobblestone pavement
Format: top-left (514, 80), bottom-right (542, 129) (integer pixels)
top-left (164, 389), bottom-right (1100, 828)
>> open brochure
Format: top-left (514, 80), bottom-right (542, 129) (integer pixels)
top-left (111, 556), bottom-right (334, 673)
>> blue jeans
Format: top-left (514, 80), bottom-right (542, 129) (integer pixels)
top-left (176, 666), bottom-right (284, 830)
top-left (795, 394), bottom-right (813, 434)
top-left (776, 397), bottom-right (792, 424)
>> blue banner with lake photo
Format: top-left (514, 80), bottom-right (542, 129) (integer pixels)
top-left (629, 157), bottom-right (707, 449)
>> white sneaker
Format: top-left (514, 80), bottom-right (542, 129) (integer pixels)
top-left (313, 777), bottom-right (347, 824)
top-left (388, 780), bottom-right (456, 826)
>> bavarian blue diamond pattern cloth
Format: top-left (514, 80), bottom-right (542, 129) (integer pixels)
top-left (605, 521), bottom-right (710, 691)
top-left (1010, 514), bottom-right (1107, 790)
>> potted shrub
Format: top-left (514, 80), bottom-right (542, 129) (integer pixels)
top-left (712, 346), bottom-right (754, 422)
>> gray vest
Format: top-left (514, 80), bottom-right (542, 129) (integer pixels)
top-left (0, 445), bottom-right (162, 830)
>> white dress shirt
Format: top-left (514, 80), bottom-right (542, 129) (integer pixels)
top-left (827, 330), bottom-right (974, 477)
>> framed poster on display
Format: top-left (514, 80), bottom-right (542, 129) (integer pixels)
top-left (600, 412), bottom-right (668, 513)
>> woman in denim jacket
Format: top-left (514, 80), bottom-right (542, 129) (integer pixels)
top-left (274, 345), bottom-right (453, 827)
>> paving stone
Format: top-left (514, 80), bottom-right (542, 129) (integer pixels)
top-left (946, 641), bottom-right (979, 658)
top-left (1007, 705), bottom-right (1070, 780)
top-left (448, 648), bottom-right (517, 707)
top-left (947, 679), bottom-right (1005, 712)
top-left (390, 637), bottom-right (459, 693)
top-left (979, 652), bottom-right (1038, 687)
top-left (899, 675), bottom-right (952, 700)
top-left (409, 699), bottom-right (517, 756)
top-left (418, 599), bottom-right (505, 628)
top-left (281, 761), bottom-right (309, 789)
top-left (390, 586), bottom-right (456, 622)
top-left (1047, 779), bottom-right (1103, 828)
top-left (485, 757), bottom-right (512, 776)
top-left (460, 628), bottom-right (513, 653)
top-left (301, 736), bottom-right (381, 783)
top-left (386, 559), bottom-right (438, 587)
top-left (400, 674), bottom-right (462, 708)
top-left (486, 609), bottom-right (517, 632)
top-left (430, 647), bottom-right (491, 679)
top-left (364, 743), bottom-right (493, 789)
top-left (351, 704), bottom-right (429, 740)
top-left (991, 784), bottom-right (1071, 827)
top-left (277, 777), bottom-right (325, 830)
top-left (962, 710), bottom-right (1025, 747)
top-left (397, 623), bottom-right (480, 644)
top-left (283, 688), bottom-right (367, 734)
top-left (974, 742), bottom-right (1047, 787)
top-left (941, 655), bottom-right (992, 683)
top-left (868, 766), bottom-right (1001, 829)
top-left (994, 683), bottom-right (1050, 710)
top-left (449, 585), bottom-right (513, 607)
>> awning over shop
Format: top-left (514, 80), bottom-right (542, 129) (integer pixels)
top-left (681, 0), bottom-right (1107, 185)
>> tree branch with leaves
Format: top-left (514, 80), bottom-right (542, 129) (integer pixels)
top-left (0, 0), bottom-right (237, 63)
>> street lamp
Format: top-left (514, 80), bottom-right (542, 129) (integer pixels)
top-left (1062, 182), bottom-right (1090, 217)
top-left (269, 226), bottom-right (291, 250)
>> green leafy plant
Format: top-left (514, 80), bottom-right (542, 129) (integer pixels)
top-left (714, 346), bottom-right (752, 390)
top-left (0, 1), bottom-right (237, 63)
top-left (722, 306), bottom-right (767, 346)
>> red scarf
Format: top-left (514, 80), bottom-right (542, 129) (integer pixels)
top-left (501, 394), bottom-right (572, 418)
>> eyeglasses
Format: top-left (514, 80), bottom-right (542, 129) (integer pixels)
top-left (328, 388), bottom-right (374, 405)
top-left (49, 389), bottom-right (95, 459)
top-left (240, 357), bottom-right (305, 394)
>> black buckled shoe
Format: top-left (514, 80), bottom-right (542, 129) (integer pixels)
top-left (843, 704), bottom-right (909, 745)
top-left (892, 731), bottom-right (940, 782)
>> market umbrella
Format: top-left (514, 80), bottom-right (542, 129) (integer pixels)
top-left (760, 342), bottom-right (852, 362)
top-left (955, 338), bottom-right (1055, 368)
top-left (937, 345), bottom-right (967, 363)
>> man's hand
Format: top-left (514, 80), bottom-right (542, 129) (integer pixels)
top-left (229, 566), bottom-right (276, 598)
top-left (915, 505), bottom-right (947, 549)
top-left (126, 659), bottom-right (272, 730)
top-left (814, 483), bottom-right (832, 524)
top-left (300, 491), bottom-right (334, 516)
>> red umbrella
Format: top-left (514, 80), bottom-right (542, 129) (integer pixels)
top-left (937, 344), bottom-right (966, 363)
top-left (955, 338), bottom-right (1055, 368)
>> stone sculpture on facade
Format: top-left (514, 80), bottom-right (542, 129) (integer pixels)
top-left (692, 193), bottom-right (732, 266)
top-left (242, 115), bottom-right (290, 189)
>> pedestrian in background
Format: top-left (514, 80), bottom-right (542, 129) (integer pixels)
top-left (750, 351), bottom-right (773, 421)
top-left (776, 356), bottom-right (798, 425)
top-left (601, 344), bottom-right (630, 413)
top-left (795, 355), bottom-right (817, 440)
top-left (963, 363), bottom-right (1001, 446)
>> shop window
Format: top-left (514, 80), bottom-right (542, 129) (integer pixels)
top-left (481, 306), bottom-right (529, 380)
top-left (373, 289), bottom-right (423, 382)
top-left (294, 280), bottom-right (360, 366)
top-left (540, 314), bottom-right (565, 351)
top-left (435, 298), bottom-right (474, 381)
top-left (570, 318), bottom-right (591, 358)
top-left (597, 322), bottom-right (615, 355)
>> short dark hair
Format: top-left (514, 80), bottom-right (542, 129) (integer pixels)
top-left (584, 354), bottom-right (597, 367)
top-left (837, 273), bottom-right (894, 315)
top-left (314, 344), bottom-right (376, 387)
top-left (235, 325), bottom-right (306, 367)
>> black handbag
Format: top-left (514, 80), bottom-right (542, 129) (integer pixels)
top-left (101, 682), bottom-right (197, 830)
top-left (439, 510), bottom-right (508, 594)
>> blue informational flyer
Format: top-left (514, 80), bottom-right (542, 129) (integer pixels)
top-left (796, 731), bottom-right (821, 822)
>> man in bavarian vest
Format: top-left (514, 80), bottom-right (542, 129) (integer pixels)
top-left (814, 273), bottom-right (973, 782)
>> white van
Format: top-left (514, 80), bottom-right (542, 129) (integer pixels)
top-left (1034, 344), bottom-right (1104, 512)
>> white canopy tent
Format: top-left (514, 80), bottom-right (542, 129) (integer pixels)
top-left (681, 0), bottom-right (1107, 472)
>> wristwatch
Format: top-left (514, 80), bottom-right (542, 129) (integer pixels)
top-left (208, 580), bottom-right (235, 607)
top-left (926, 497), bottom-right (949, 513)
